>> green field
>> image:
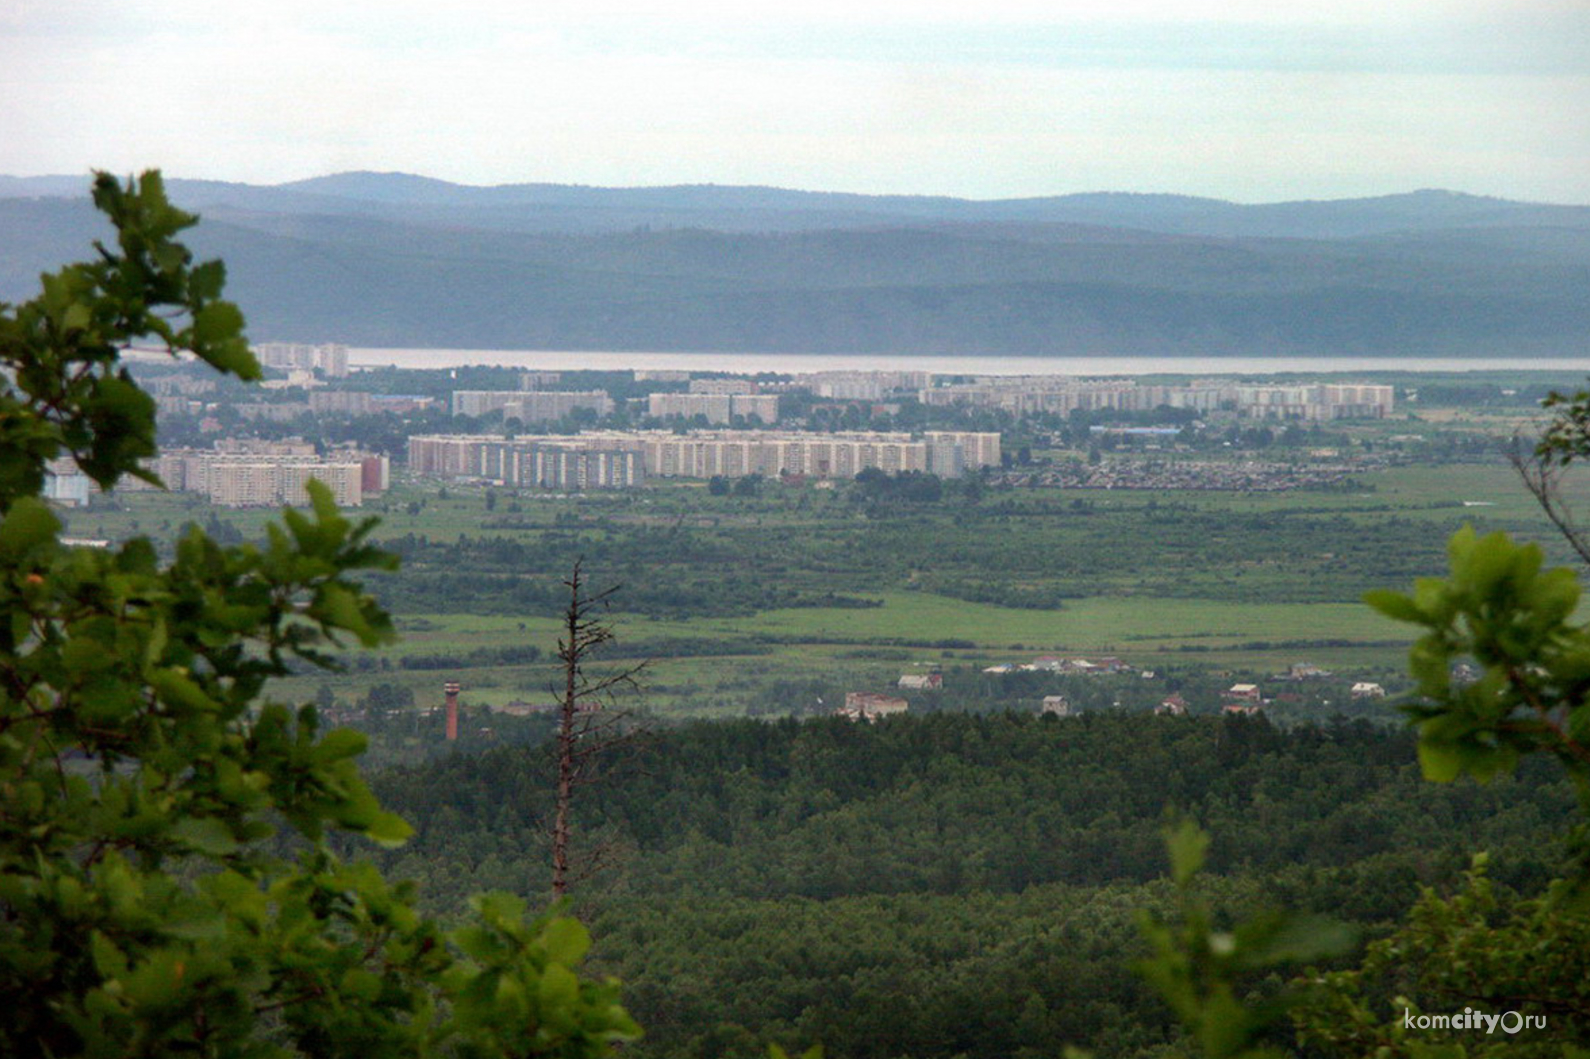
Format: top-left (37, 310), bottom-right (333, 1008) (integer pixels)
top-left (66, 450), bottom-right (1578, 720)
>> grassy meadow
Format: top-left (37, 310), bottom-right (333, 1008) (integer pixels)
top-left (57, 414), bottom-right (1585, 722)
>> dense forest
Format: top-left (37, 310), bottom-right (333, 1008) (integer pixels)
top-left (361, 498), bottom-right (1479, 621)
top-left (369, 713), bottom-right (1574, 1057)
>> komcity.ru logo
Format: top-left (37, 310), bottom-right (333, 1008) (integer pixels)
top-left (1405, 1008), bottom-right (1546, 1034)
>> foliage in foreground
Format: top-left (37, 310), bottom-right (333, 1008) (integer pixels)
top-left (0, 173), bottom-right (636, 1056)
top-left (1138, 523), bottom-right (1590, 1057)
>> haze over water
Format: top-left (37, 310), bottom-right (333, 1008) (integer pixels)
top-left (351, 348), bottom-right (1590, 377)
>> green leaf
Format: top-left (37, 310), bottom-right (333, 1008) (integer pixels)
top-left (189, 259), bottom-right (226, 301)
top-left (191, 301), bottom-right (244, 346)
top-left (365, 810), bottom-right (414, 848)
top-left (538, 961), bottom-right (580, 1014)
top-left (1165, 818), bottom-right (1209, 887)
top-left (541, 917), bottom-right (591, 967)
top-left (148, 667), bottom-right (218, 715)
top-left (316, 727), bottom-right (368, 763)
top-left (1417, 737), bottom-right (1464, 783)
top-left (172, 817), bottom-right (239, 856)
top-left (339, 968), bottom-right (382, 1001)
top-left (1364, 589), bottom-right (1424, 625)
top-left (0, 497), bottom-right (60, 558)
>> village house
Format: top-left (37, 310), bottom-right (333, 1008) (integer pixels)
top-left (1156, 693), bottom-right (1189, 716)
top-left (839, 692), bottom-right (910, 722)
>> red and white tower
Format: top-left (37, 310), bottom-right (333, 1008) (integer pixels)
top-left (444, 681), bottom-right (461, 741)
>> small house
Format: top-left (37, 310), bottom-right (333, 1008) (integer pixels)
top-left (1156, 693), bottom-right (1188, 717)
top-left (839, 692), bottom-right (909, 723)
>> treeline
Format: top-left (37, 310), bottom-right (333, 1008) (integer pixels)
top-left (368, 712), bottom-right (1573, 1058)
top-left (369, 568), bottom-right (883, 621)
top-left (361, 496), bottom-right (1480, 624)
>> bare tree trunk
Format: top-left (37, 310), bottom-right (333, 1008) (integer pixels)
top-left (548, 559), bottom-right (645, 899)
top-left (551, 585), bottom-right (579, 896)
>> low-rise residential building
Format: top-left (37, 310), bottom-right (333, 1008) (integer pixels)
top-left (839, 692), bottom-right (909, 722)
top-left (898, 673), bottom-right (943, 691)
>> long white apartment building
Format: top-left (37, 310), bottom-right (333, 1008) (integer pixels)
top-left (408, 430), bottom-right (999, 486)
top-left (688, 378), bottom-right (758, 395)
top-left (921, 378), bottom-right (1141, 414)
top-left (131, 440), bottom-right (388, 508)
top-left (647, 393), bottom-right (780, 424)
top-left (451, 390), bottom-right (615, 421)
top-left (144, 453), bottom-right (368, 507)
top-left (920, 377), bottom-right (1390, 419)
top-left (406, 434), bottom-right (644, 490)
top-left (644, 431), bottom-right (928, 478)
top-left (797, 371), bottom-right (934, 400)
top-left (1234, 383), bottom-right (1395, 420)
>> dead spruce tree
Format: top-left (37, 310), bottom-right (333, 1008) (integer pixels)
top-left (550, 560), bottom-right (647, 897)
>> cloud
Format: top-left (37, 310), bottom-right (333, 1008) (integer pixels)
top-left (0, 1), bottom-right (1585, 201)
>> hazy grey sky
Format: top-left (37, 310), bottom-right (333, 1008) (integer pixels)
top-left (3, 0), bottom-right (1586, 202)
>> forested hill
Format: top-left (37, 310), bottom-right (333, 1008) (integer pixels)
top-left (369, 712), bottom-right (1573, 1059)
top-left (2, 174), bottom-right (1587, 355)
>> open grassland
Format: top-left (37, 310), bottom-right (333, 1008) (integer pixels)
top-left (272, 591), bottom-right (1413, 718)
top-left (70, 449), bottom-right (1575, 719)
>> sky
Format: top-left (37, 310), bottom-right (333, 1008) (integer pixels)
top-left (2, 0), bottom-right (1587, 203)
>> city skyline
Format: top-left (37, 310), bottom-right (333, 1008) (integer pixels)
top-left (2, 1), bottom-right (1587, 204)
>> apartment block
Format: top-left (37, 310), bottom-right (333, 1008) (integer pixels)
top-left (451, 390), bottom-right (615, 421)
top-left (195, 456), bottom-right (363, 507)
top-left (647, 393), bottom-right (779, 424)
top-left (406, 434), bottom-right (645, 490)
top-left (918, 376), bottom-right (1391, 421)
top-left (308, 390), bottom-right (375, 415)
top-left (253, 342), bottom-right (349, 378)
top-left (1235, 383), bottom-right (1393, 420)
top-left (144, 441), bottom-right (379, 506)
top-left (922, 432), bottom-right (1002, 474)
top-left (408, 430), bottom-right (950, 484)
top-left (688, 378), bottom-right (758, 395)
top-left (797, 371), bottom-right (932, 400)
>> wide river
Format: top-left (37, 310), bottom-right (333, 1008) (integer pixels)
top-left (350, 348), bottom-right (1590, 377)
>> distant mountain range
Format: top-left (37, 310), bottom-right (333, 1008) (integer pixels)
top-left (3, 171), bottom-right (1587, 357)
